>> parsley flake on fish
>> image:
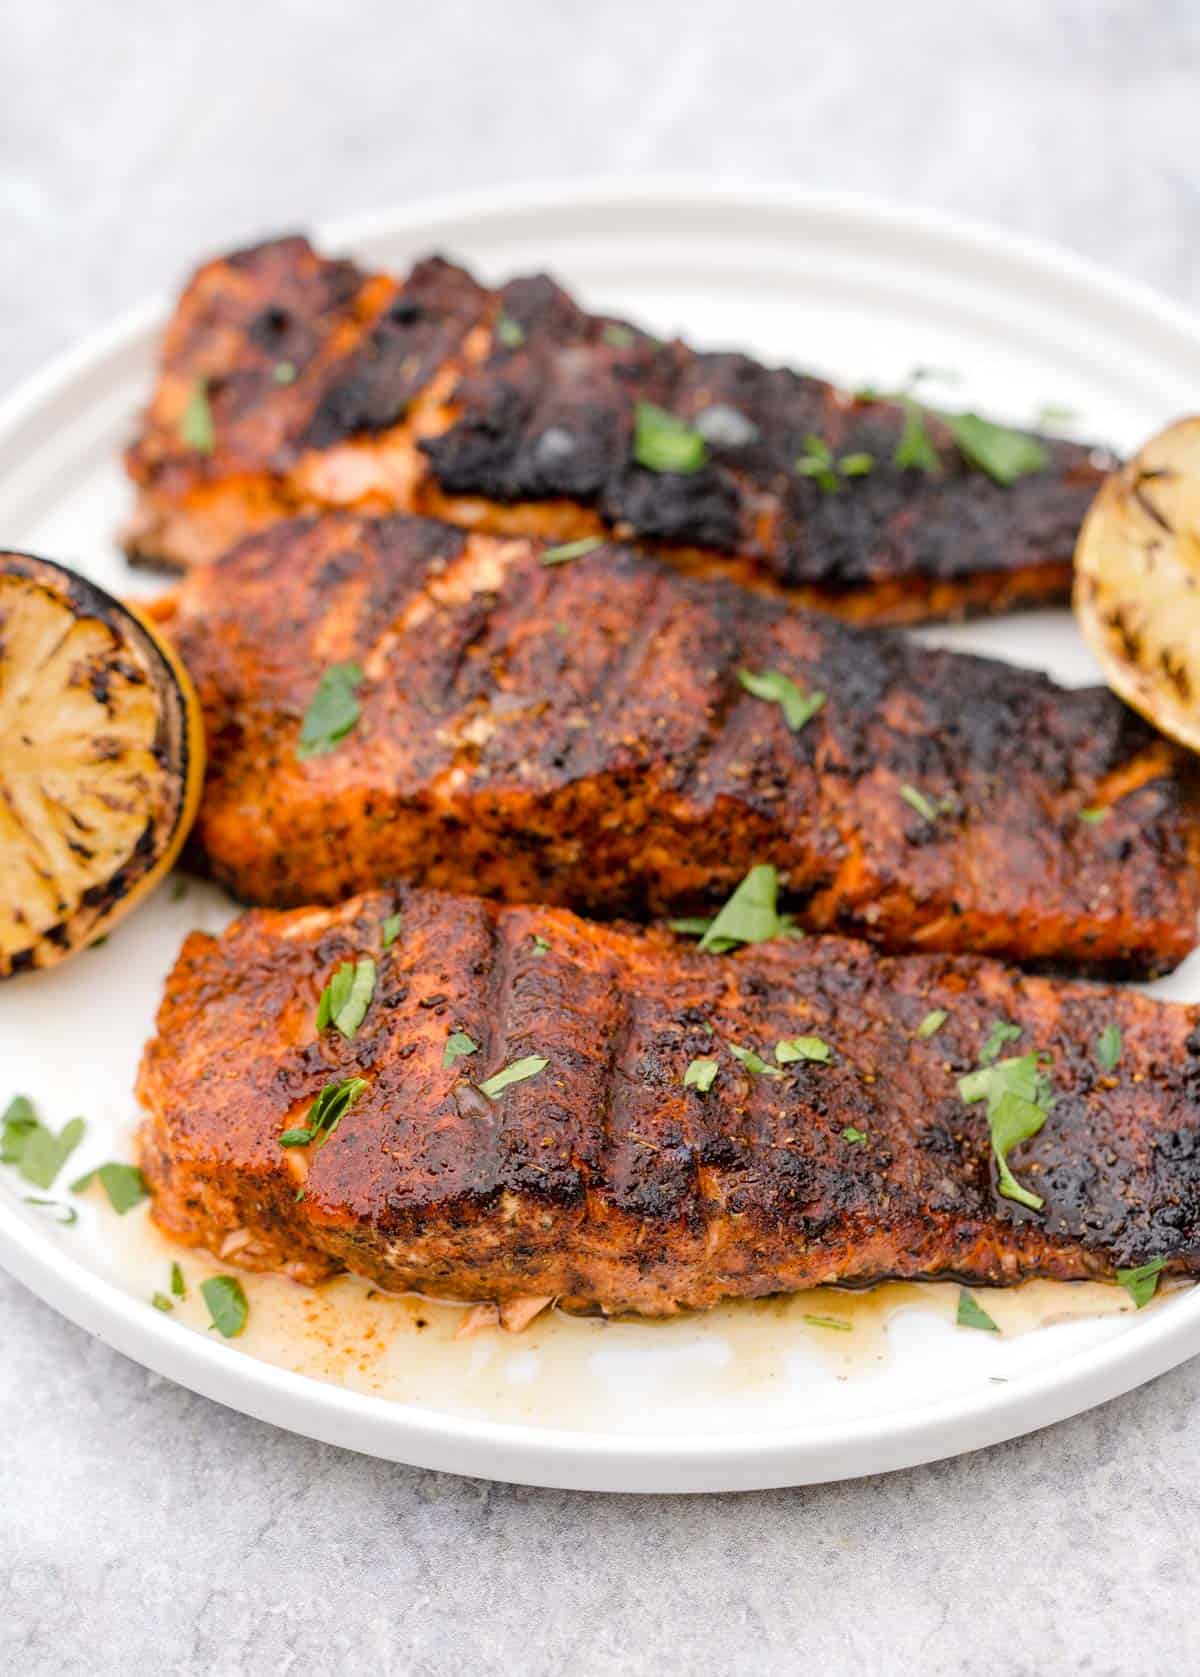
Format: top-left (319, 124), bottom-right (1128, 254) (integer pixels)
top-left (496, 314), bottom-right (525, 348)
top-left (1096, 1023), bottom-right (1123, 1073)
top-left (297, 662), bottom-right (364, 760)
top-left (980, 1019), bottom-right (1022, 1064)
top-left (728, 1043), bottom-right (783, 1079)
top-left (945, 413), bottom-right (1048, 486)
top-left (316, 958), bottom-right (376, 1039)
top-left (632, 402), bottom-right (707, 475)
top-left (278, 1077), bottom-right (367, 1149)
top-left (958, 1052), bottom-right (1054, 1211)
top-left (775, 1036), bottom-right (831, 1064)
top-left (1116, 1256), bottom-right (1166, 1309)
top-left (672, 865), bottom-right (797, 954)
top-left (477, 1056), bottom-right (549, 1101)
top-left (794, 433), bottom-right (874, 491)
top-left (180, 378), bottom-right (215, 453)
top-left (893, 399), bottom-right (940, 473)
top-left (684, 1057), bottom-right (719, 1093)
top-left (444, 1031), bottom-right (480, 1068)
top-left (737, 668), bottom-right (825, 732)
top-left (542, 536), bottom-right (605, 566)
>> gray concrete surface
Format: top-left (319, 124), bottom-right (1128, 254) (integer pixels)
top-left (3, 3), bottom-right (1199, 1672)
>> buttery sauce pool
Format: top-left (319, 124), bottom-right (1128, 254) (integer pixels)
top-left (89, 1197), bottom-right (1159, 1434)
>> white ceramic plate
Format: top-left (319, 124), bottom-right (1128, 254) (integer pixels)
top-left (4, 179), bottom-right (1200, 1494)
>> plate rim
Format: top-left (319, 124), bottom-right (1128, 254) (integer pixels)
top-left (3, 174), bottom-right (1200, 1492)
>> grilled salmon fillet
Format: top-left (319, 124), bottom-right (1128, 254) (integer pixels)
top-left (138, 887), bottom-right (1200, 1315)
top-left (123, 234), bottom-right (1110, 624)
top-left (159, 512), bottom-right (1200, 977)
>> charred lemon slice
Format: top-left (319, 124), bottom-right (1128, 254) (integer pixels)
top-left (0, 553), bottom-right (203, 977)
top-left (1074, 418), bottom-right (1200, 752)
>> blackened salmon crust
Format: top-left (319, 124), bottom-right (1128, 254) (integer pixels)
top-left (123, 235), bottom-right (1110, 622)
top-left (137, 888), bottom-right (1200, 1315)
top-left (160, 511), bottom-right (1200, 977)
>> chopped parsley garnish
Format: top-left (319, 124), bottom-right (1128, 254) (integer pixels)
top-left (728, 1043), bottom-right (783, 1079)
top-left (279, 1077), bottom-right (367, 1149)
top-left (531, 934), bottom-right (551, 956)
top-left (802, 1314), bottom-right (852, 1332)
top-left (684, 1057), bottom-right (719, 1093)
top-left (315, 958), bottom-right (376, 1039)
top-left (169, 875), bottom-right (189, 901)
top-left (1079, 807), bottom-right (1109, 824)
top-left (542, 536), bottom-right (605, 566)
top-left (957, 1289), bottom-right (1000, 1332)
top-left (944, 413), bottom-right (1048, 486)
top-left (180, 378), bottom-right (215, 453)
top-left (672, 864), bottom-right (797, 954)
top-left (737, 668), bottom-right (825, 732)
top-left (632, 401), bottom-right (708, 475)
top-left (980, 1018), bottom-right (1022, 1064)
top-left (443, 1031), bottom-right (480, 1069)
top-left (958, 1052), bottom-right (1054, 1211)
top-left (201, 1275), bottom-right (249, 1338)
top-left (381, 912), bottom-right (402, 949)
top-left (496, 314), bottom-right (525, 348)
top-left (602, 323), bottom-right (635, 349)
top-left (171, 1261), bottom-right (186, 1299)
top-left (2, 1096), bottom-right (86, 1191)
top-left (888, 382), bottom-right (1047, 486)
top-left (899, 784), bottom-right (941, 823)
top-left (794, 433), bottom-right (874, 491)
top-left (272, 360), bottom-right (297, 385)
top-left (22, 1198), bottom-right (78, 1227)
top-left (296, 661), bottom-right (364, 760)
top-left (70, 1162), bottom-right (150, 1214)
top-left (917, 1009), bottom-right (948, 1039)
top-left (1, 1095), bottom-right (35, 1162)
top-left (842, 1127), bottom-right (868, 1144)
top-left (775, 1036), bottom-right (831, 1064)
top-left (151, 1292), bottom-right (174, 1313)
top-left (477, 1056), bottom-right (549, 1101)
top-left (1116, 1256), bottom-right (1166, 1309)
top-left (1096, 1023), bottom-right (1123, 1073)
top-left (893, 398), bottom-right (940, 473)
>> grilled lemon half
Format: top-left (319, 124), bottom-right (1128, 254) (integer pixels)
top-left (0, 553), bottom-right (204, 977)
top-left (1075, 417), bottom-right (1200, 753)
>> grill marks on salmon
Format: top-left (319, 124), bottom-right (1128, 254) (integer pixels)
top-left (137, 888), bottom-right (1200, 1316)
top-left (159, 512), bottom-right (1200, 976)
top-left (123, 235), bottom-right (1110, 623)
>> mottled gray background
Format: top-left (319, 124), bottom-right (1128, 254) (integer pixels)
top-left (4, 3), bottom-right (1199, 1673)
